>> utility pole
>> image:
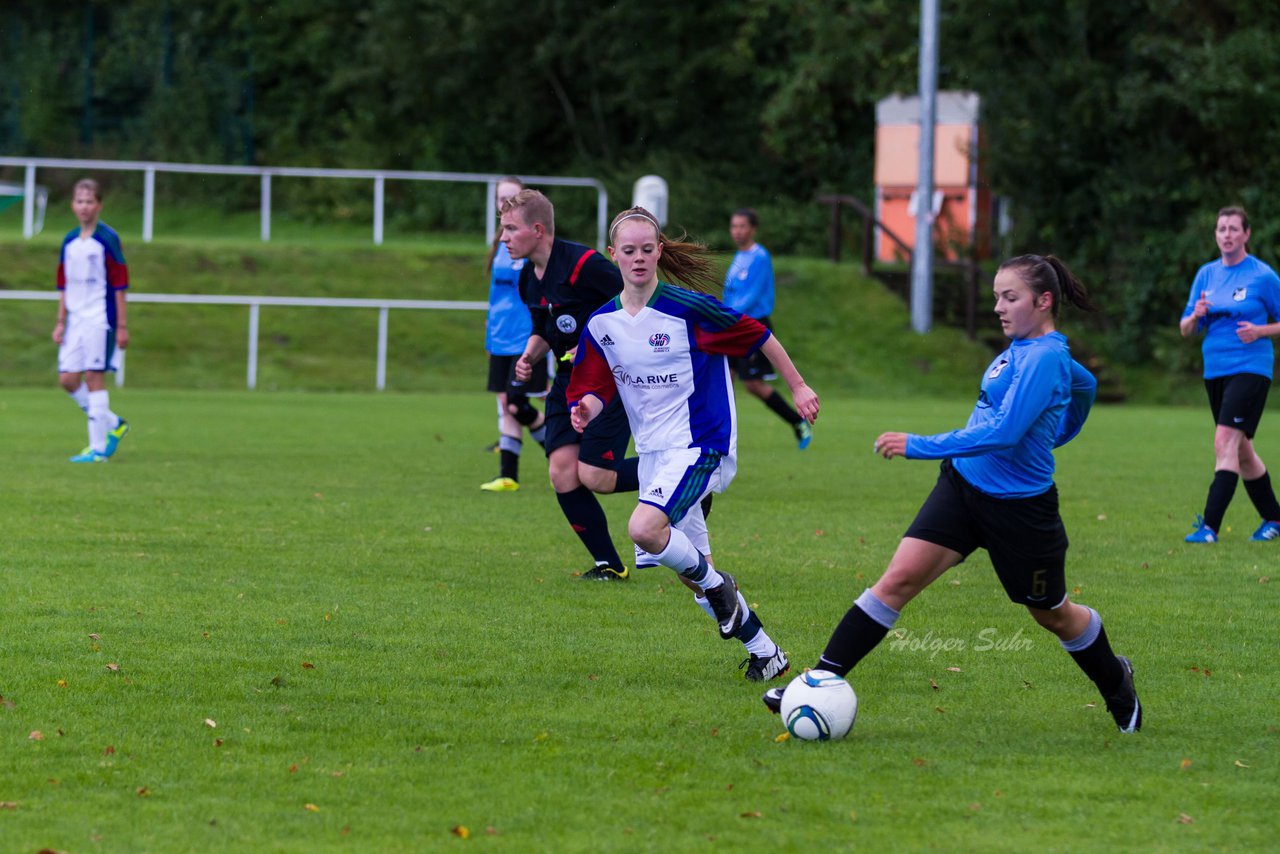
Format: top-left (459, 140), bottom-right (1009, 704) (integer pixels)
top-left (911, 0), bottom-right (939, 334)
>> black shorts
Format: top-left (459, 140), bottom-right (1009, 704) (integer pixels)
top-left (729, 316), bottom-right (777, 381)
top-left (486, 354), bottom-right (549, 398)
top-left (1205, 373), bottom-right (1271, 439)
top-left (904, 460), bottom-right (1069, 609)
top-left (542, 369), bottom-right (631, 469)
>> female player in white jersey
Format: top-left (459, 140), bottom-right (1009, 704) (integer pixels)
top-left (567, 207), bottom-right (819, 680)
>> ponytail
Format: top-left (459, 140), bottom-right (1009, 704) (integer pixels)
top-left (609, 206), bottom-right (721, 294)
top-left (1000, 254), bottom-right (1097, 317)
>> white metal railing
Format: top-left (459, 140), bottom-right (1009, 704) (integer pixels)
top-left (0, 290), bottom-right (487, 391)
top-left (0, 156), bottom-right (609, 249)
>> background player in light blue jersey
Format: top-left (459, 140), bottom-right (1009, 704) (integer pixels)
top-left (722, 209), bottom-right (813, 449)
top-left (480, 176), bottom-right (547, 492)
top-left (763, 254), bottom-right (1143, 734)
top-left (1179, 206), bottom-right (1280, 543)
top-left (53, 178), bottom-right (131, 463)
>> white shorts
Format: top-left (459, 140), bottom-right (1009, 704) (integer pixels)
top-left (634, 447), bottom-right (737, 567)
top-left (58, 322), bottom-right (120, 374)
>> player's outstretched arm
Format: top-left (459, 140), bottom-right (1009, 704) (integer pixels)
top-left (759, 335), bottom-right (819, 423)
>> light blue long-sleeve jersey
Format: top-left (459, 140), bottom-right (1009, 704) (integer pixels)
top-left (721, 244), bottom-right (774, 319)
top-left (1181, 255), bottom-right (1280, 380)
top-left (905, 332), bottom-right (1097, 498)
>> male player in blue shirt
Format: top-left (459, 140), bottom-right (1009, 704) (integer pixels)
top-left (722, 209), bottom-right (812, 449)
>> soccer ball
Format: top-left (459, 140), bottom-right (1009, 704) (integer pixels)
top-left (780, 669), bottom-right (858, 741)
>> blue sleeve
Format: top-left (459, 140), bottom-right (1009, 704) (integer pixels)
top-left (1053, 360), bottom-right (1096, 448)
top-left (1263, 268), bottom-right (1280, 322)
top-left (905, 348), bottom-right (1063, 459)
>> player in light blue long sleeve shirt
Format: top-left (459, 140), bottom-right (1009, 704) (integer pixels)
top-left (763, 255), bottom-right (1143, 735)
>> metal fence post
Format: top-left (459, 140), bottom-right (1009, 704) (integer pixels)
top-left (373, 175), bottom-right (384, 245)
top-left (376, 306), bottom-right (389, 391)
top-left (485, 180), bottom-right (496, 245)
top-left (247, 302), bottom-right (260, 389)
top-left (260, 173), bottom-right (271, 242)
top-left (143, 167), bottom-right (156, 242)
top-left (22, 163), bottom-right (36, 239)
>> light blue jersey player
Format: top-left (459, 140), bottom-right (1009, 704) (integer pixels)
top-left (722, 208), bottom-right (812, 449)
top-left (1179, 206), bottom-right (1280, 543)
top-left (765, 255), bottom-right (1142, 735)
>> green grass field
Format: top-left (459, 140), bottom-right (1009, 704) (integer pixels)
top-left (1, 388), bottom-right (1277, 851)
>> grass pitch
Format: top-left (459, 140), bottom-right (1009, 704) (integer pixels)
top-left (1, 388), bottom-right (1277, 851)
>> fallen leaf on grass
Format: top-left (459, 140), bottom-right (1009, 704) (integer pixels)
top-left (1083, 702), bottom-right (1097, 709)
top-left (301, 662), bottom-right (315, 670)
top-left (1234, 760), bottom-right (1250, 768)
top-left (304, 803), bottom-right (320, 812)
top-left (1180, 758), bottom-right (1192, 770)
top-left (740, 811), bottom-right (763, 819)
top-left (1177, 813), bottom-right (1194, 825)
top-left (774, 732), bottom-right (790, 743)
top-left (104, 745), bottom-right (115, 756)
top-left (214, 739), bottom-right (224, 747)
top-left (28, 731), bottom-right (43, 741)
top-left (451, 825), bottom-right (469, 839)
top-left (911, 757), bottom-right (926, 766)
top-left (930, 679), bottom-right (939, 691)
top-left (934, 706), bottom-right (946, 713)
top-left (289, 764), bottom-right (298, 773)
top-left (203, 719), bottom-right (217, 729)
top-left (56, 680), bottom-right (67, 688)
top-left (1259, 576), bottom-right (1270, 584)
top-left (968, 803), bottom-right (982, 811)
top-left (136, 787), bottom-right (150, 797)
top-left (105, 663), bottom-right (120, 672)
top-left (946, 667), bottom-right (962, 673)
top-left (88, 633), bottom-right (100, 641)
top-left (0, 802), bottom-right (16, 809)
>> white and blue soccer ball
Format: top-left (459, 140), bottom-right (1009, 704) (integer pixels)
top-left (780, 669), bottom-right (858, 741)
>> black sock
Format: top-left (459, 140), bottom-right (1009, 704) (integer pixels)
top-left (1243, 471), bottom-right (1280, 521)
top-left (763, 390), bottom-right (803, 426)
top-left (1066, 623), bottom-right (1125, 696)
top-left (499, 450), bottom-right (519, 481)
top-left (816, 605), bottom-right (890, 677)
top-left (1203, 469), bottom-right (1239, 532)
top-left (613, 457), bottom-right (640, 493)
top-left (555, 486), bottom-right (624, 568)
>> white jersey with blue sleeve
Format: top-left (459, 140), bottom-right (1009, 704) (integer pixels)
top-left (567, 283), bottom-right (771, 455)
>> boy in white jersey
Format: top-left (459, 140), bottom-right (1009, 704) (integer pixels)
top-left (568, 207), bottom-right (819, 680)
top-left (52, 178), bottom-right (130, 463)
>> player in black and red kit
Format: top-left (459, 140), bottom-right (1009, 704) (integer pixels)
top-left (501, 189), bottom-right (638, 580)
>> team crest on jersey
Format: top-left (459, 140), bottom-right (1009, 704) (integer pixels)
top-left (988, 358), bottom-right (1009, 379)
top-left (556, 314), bottom-right (577, 334)
top-left (648, 332), bottom-right (671, 352)
top-left (1233, 287), bottom-right (1247, 302)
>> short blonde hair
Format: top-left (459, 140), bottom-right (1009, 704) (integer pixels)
top-left (500, 189), bottom-right (554, 235)
top-left (74, 178), bottom-right (102, 201)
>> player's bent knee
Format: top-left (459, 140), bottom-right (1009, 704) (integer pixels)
top-left (577, 463), bottom-right (615, 494)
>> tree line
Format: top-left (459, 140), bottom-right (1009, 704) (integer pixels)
top-left (3, 0), bottom-right (1278, 368)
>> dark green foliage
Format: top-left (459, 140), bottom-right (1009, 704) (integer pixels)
top-left (3, 1), bottom-right (1279, 370)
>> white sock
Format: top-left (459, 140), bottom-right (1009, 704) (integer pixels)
top-left (655, 527), bottom-right (724, 591)
top-left (88, 390), bottom-right (110, 453)
top-left (68, 381), bottom-right (90, 414)
top-left (744, 627), bottom-right (778, 658)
